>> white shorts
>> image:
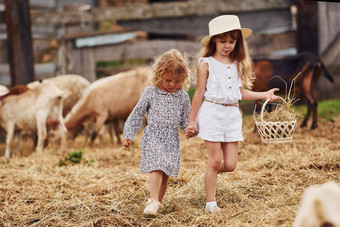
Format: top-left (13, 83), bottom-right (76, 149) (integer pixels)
top-left (196, 101), bottom-right (243, 142)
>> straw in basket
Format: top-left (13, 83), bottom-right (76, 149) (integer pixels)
top-left (254, 73), bottom-right (301, 143)
top-left (255, 96), bottom-right (297, 143)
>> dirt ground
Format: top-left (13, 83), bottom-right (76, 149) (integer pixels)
top-left (0, 115), bottom-right (339, 226)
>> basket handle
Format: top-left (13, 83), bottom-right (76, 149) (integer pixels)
top-left (260, 96), bottom-right (287, 123)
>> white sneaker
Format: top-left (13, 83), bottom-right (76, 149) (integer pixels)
top-left (143, 198), bottom-right (160, 216)
top-left (205, 204), bottom-right (221, 213)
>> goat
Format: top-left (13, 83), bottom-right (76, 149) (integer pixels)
top-left (65, 67), bottom-right (152, 145)
top-left (252, 52), bottom-right (334, 129)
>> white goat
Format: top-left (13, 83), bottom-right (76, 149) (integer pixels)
top-left (27, 74), bottom-right (90, 116)
top-left (293, 181), bottom-right (340, 227)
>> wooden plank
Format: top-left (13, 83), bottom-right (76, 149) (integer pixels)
top-left (91, 40), bottom-right (201, 62)
top-left (248, 30), bottom-right (297, 57)
top-left (5, 0), bottom-right (35, 86)
top-left (68, 36), bottom-right (297, 80)
top-left (118, 8), bottom-right (292, 37)
top-left (30, 0), bottom-right (293, 25)
top-left (70, 40), bottom-right (201, 81)
top-left (0, 63), bottom-right (56, 75)
top-left (0, 63), bottom-right (57, 86)
top-left (318, 2), bottom-right (340, 55)
top-left (321, 32), bottom-right (340, 73)
top-left (71, 48), bottom-right (96, 82)
top-left (0, 24), bottom-right (56, 39)
top-left (296, 0), bottom-right (319, 54)
top-left (0, 75), bottom-right (10, 86)
top-left (75, 32), bottom-right (139, 48)
top-left (0, 64), bottom-right (9, 74)
top-left (0, 39), bottom-right (7, 63)
top-left (30, 0), bottom-right (56, 9)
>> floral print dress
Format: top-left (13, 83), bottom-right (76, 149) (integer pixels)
top-left (123, 86), bottom-right (191, 177)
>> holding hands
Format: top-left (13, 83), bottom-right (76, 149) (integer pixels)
top-left (123, 138), bottom-right (132, 148)
top-left (186, 121), bottom-right (199, 139)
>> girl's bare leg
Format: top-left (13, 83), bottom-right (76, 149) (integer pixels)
top-left (218, 142), bottom-right (238, 173)
top-left (149, 170), bottom-right (163, 201)
top-left (158, 172), bottom-right (169, 202)
top-left (204, 141), bottom-right (223, 202)
top-left (205, 141), bottom-right (239, 202)
top-left (149, 170), bottom-right (169, 202)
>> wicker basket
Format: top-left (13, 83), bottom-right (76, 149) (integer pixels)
top-left (255, 97), bottom-right (297, 143)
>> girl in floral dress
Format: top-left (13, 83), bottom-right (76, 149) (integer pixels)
top-left (123, 49), bottom-right (191, 216)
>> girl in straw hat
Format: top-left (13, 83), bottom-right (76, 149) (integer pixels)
top-left (186, 15), bottom-right (279, 213)
top-left (123, 49), bottom-right (191, 216)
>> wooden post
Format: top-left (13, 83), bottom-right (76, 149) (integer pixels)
top-left (62, 3), bottom-right (96, 82)
top-left (296, 0), bottom-right (319, 55)
top-left (5, 0), bottom-right (35, 86)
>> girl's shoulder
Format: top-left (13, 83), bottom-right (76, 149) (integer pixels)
top-left (140, 85), bottom-right (157, 100)
top-left (178, 89), bottom-right (190, 100)
top-left (198, 57), bottom-right (213, 71)
top-left (144, 85), bottom-right (156, 94)
top-left (198, 56), bottom-right (211, 64)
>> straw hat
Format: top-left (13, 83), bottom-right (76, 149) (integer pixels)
top-left (200, 15), bottom-right (252, 46)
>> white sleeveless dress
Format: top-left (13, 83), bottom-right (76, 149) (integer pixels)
top-left (196, 56), bottom-right (243, 142)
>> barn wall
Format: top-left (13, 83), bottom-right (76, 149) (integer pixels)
top-left (318, 2), bottom-right (340, 55)
top-left (117, 9), bottom-right (292, 39)
top-left (315, 74), bottom-right (340, 101)
top-left (0, 0), bottom-right (339, 91)
top-left (318, 2), bottom-right (340, 73)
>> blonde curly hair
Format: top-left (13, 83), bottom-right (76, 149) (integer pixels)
top-left (151, 49), bottom-right (190, 90)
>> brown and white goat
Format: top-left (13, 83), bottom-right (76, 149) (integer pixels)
top-left (0, 81), bottom-right (67, 159)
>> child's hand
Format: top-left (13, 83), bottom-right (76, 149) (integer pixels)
top-left (186, 122), bottom-right (198, 139)
top-left (266, 88), bottom-right (280, 102)
top-left (123, 138), bottom-right (132, 148)
top-left (186, 128), bottom-right (198, 139)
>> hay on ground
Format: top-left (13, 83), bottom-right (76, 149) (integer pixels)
top-left (0, 115), bottom-right (340, 226)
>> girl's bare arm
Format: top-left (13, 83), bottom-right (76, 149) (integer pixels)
top-left (240, 87), bottom-right (279, 101)
top-left (186, 61), bottom-right (209, 138)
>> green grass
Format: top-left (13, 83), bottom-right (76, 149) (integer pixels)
top-left (57, 150), bottom-right (84, 166)
top-left (95, 59), bottom-right (150, 79)
top-left (292, 99), bottom-right (340, 122)
top-left (96, 59), bottom-right (147, 68)
top-left (187, 88), bottom-right (195, 100)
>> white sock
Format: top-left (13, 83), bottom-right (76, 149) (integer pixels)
top-left (205, 201), bottom-right (217, 208)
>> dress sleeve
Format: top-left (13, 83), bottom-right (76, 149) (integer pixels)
top-left (198, 57), bottom-right (209, 67)
top-left (123, 86), bottom-right (151, 140)
top-left (180, 91), bottom-right (191, 132)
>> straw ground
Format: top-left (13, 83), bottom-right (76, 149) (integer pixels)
top-left (1, 115), bottom-right (340, 226)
